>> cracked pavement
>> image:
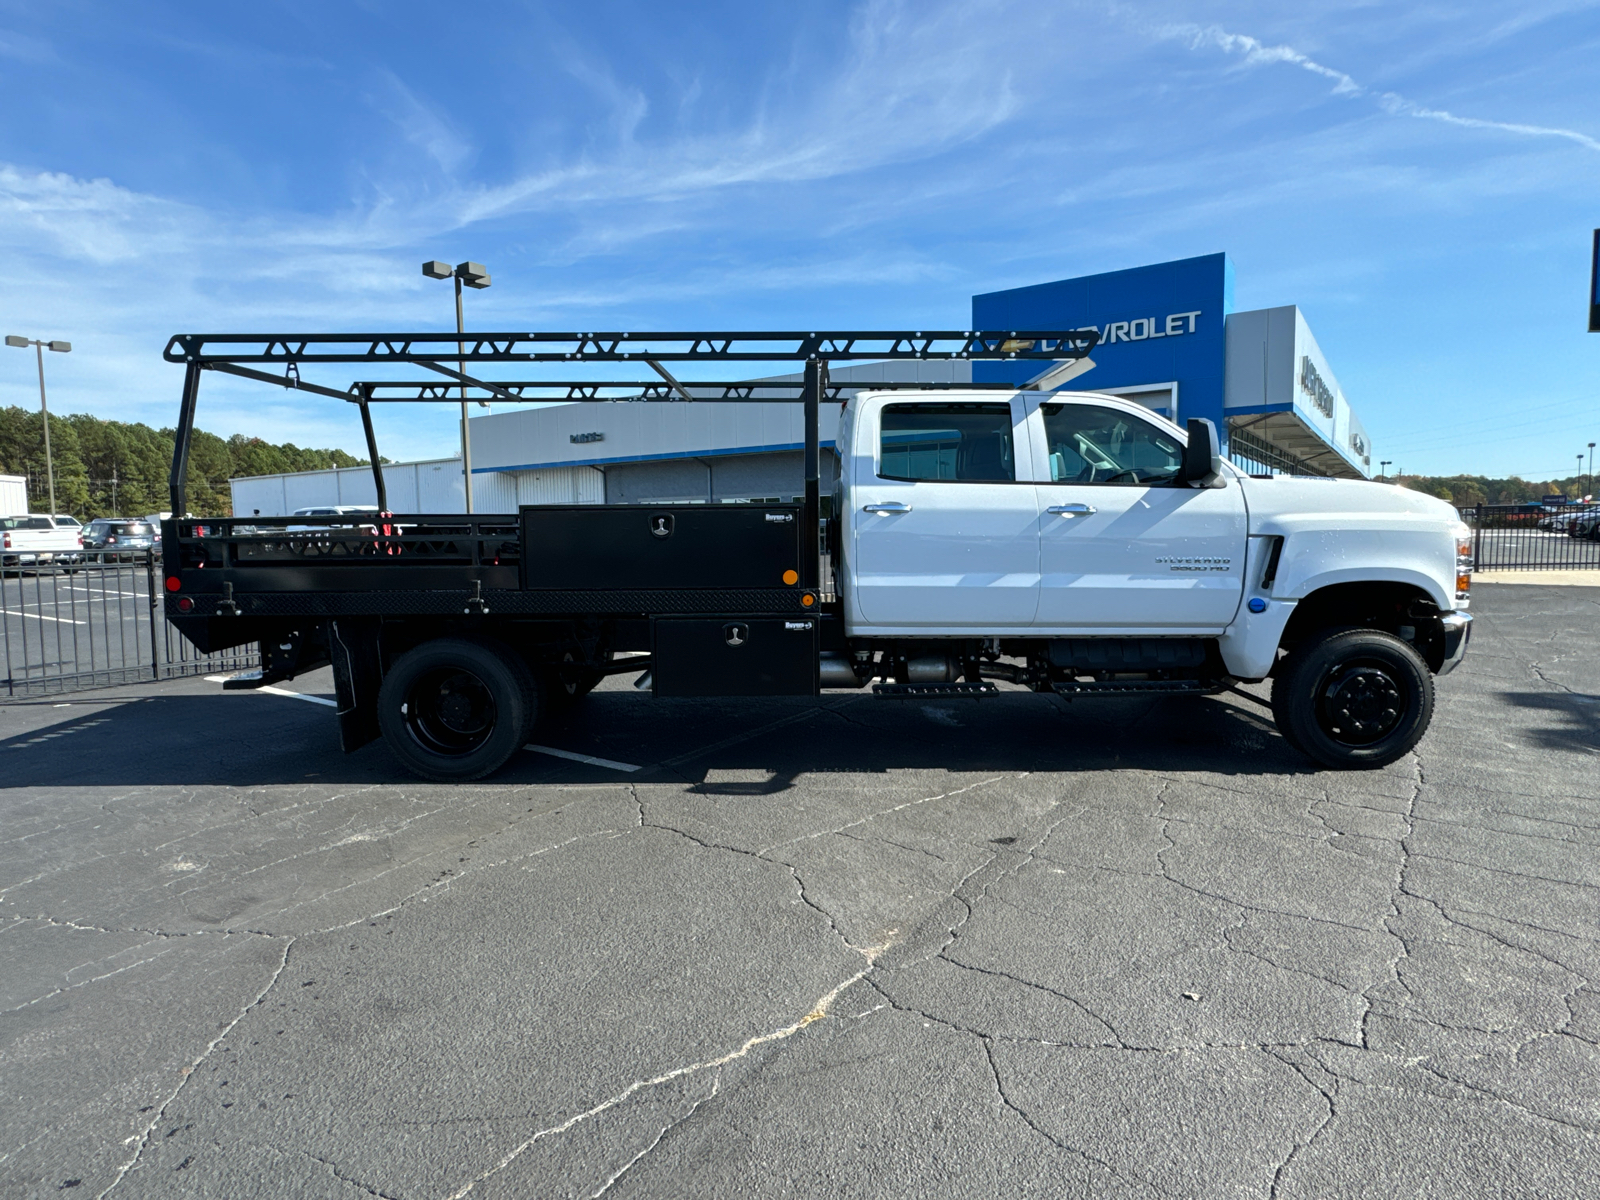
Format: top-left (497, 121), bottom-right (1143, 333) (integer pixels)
top-left (2, 583), bottom-right (1597, 1197)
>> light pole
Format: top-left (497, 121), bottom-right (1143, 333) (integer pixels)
top-left (1588, 443), bottom-right (1595, 500)
top-left (5, 335), bottom-right (71, 516)
top-left (1379, 460), bottom-right (1392, 479)
top-left (423, 260), bottom-right (491, 513)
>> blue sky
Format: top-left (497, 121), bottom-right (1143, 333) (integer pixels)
top-left (1, 0), bottom-right (1597, 478)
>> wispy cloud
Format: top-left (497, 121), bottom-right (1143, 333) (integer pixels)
top-left (1163, 21), bottom-right (1600, 154)
top-left (366, 71), bottom-right (474, 175)
top-left (2, 0), bottom-right (1596, 476)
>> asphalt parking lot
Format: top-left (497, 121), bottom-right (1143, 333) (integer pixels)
top-left (3, 584), bottom-right (1597, 1198)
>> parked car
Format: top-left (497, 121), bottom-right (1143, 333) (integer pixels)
top-left (286, 505), bottom-right (382, 533)
top-left (1569, 513), bottom-right (1600, 540)
top-left (1, 515), bottom-right (83, 567)
top-left (83, 518), bottom-right (159, 559)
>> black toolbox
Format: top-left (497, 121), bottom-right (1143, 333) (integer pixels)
top-left (520, 504), bottom-right (803, 590)
top-left (652, 617), bottom-right (818, 697)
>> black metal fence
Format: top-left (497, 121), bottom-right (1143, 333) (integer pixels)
top-left (2, 551), bottom-right (258, 698)
top-left (1460, 504), bottom-right (1600, 571)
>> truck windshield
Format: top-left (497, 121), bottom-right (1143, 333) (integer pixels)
top-left (1040, 403), bottom-right (1182, 486)
top-left (879, 403), bottom-right (1014, 482)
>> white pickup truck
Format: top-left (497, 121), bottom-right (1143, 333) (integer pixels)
top-left (166, 360), bottom-right (1472, 781)
top-left (1, 514), bottom-right (84, 567)
top-left (828, 389), bottom-right (1470, 769)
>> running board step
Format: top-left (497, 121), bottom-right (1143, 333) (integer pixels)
top-left (1051, 679), bottom-right (1222, 696)
top-left (873, 681), bottom-right (1000, 699)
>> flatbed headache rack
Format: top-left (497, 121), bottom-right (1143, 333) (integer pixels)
top-left (159, 327), bottom-right (1097, 761)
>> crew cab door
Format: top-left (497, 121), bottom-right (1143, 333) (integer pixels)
top-left (848, 396), bottom-right (1040, 630)
top-left (1026, 396), bottom-right (1247, 632)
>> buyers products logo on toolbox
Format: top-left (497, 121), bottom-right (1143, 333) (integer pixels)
top-left (1155, 556), bottom-right (1233, 573)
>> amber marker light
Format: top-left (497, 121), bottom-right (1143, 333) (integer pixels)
top-left (800, 592), bottom-right (816, 607)
top-left (782, 569), bottom-right (799, 585)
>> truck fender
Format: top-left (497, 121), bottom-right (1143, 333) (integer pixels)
top-left (1282, 565), bottom-right (1453, 612)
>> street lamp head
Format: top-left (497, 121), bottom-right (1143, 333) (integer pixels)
top-left (4, 335), bottom-right (28, 348)
top-left (47, 341), bottom-right (70, 353)
top-left (422, 260), bottom-right (453, 280)
top-left (455, 261), bottom-right (491, 289)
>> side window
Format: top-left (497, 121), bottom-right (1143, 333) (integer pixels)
top-left (879, 403), bottom-right (1015, 483)
top-left (1040, 403), bottom-right (1182, 486)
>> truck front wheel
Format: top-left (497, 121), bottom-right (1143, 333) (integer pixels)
top-left (377, 638), bottom-right (537, 782)
top-left (1271, 627), bottom-right (1434, 769)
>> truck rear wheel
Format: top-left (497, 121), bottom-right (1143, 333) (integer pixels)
top-left (1271, 627), bottom-right (1433, 769)
top-left (377, 638), bottom-right (537, 782)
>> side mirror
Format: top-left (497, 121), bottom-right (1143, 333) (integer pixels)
top-left (1182, 418), bottom-right (1225, 488)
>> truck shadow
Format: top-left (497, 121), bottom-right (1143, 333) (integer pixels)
top-left (0, 686), bottom-right (1317, 788)
top-left (1497, 690), bottom-right (1600, 755)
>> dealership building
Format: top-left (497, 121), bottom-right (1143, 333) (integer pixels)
top-left (231, 253), bottom-right (1374, 515)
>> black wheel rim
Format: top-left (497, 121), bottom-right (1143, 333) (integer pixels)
top-left (1316, 658), bottom-right (1408, 746)
top-left (403, 666), bottom-right (497, 756)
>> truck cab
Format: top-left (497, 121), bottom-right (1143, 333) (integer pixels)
top-left (830, 387), bottom-right (1470, 765)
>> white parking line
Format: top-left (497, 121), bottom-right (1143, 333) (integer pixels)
top-left (524, 744), bottom-right (641, 772)
top-left (0, 610), bottom-right (86, 625)
top-left (204, 675), bottom-right (338, 707)
top-left (259, 685), bottom-right (338, 708)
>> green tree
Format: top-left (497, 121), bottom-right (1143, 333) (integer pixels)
top-left (0, 406), bottom-right (366, 519)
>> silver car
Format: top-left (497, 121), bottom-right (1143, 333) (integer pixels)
top-left (84, 518), bottom-right (158, 560)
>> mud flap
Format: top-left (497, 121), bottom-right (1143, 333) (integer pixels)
top-left (330, 618), bottom-right (383, 753)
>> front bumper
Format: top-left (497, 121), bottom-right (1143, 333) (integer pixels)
top-left (1437, 612), bottom-right (1472, 676)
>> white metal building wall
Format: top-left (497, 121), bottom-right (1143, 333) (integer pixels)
top-left (231, 458), bottom-right (473, 516)
top-left (229, 460), bottom-right (598, 516)
top-left (1, 474), bottom-right (28, 515)
top-left (507, 465), bottom-right (605, 505)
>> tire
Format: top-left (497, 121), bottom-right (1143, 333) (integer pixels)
top-left (1270, 627), bottom-right (1434, 769)
top-left (377, 637), bottom-right (538, 782)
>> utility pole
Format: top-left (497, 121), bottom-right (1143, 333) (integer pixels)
top-left (423, 261), bottom-right (491, 513)
top-left (4, 335), bottom-right (71, 516)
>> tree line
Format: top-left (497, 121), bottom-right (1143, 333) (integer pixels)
top-left (0, 407), bottom-right (369, 519)
top-left (1393, 473), bottom-right (1594, 508)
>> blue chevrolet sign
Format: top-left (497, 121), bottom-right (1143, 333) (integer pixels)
top-left (1590, 229), bottom-right (1599, 333)
top-left (972, 252), bottom-right (1234, 448)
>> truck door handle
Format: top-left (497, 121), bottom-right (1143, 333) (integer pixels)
top-left (1047, 504), bottom-right (1097, 517)
top-left (863, 502), bottom-right (912, 514)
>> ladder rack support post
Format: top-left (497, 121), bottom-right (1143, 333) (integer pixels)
top-left (358, 390), bottom-right (388, 512)
top-left (802, 358), bottom-right (822, 590)
top-left (169, 361), bottom-right (201, 517)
